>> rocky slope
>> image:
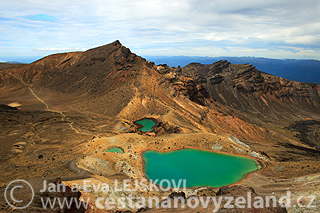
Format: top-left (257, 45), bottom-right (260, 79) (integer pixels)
top-left (181, 61), bottom-right (320, 123)
top-left (1, 41), bottom-right (320, 157)
top-left (1, 41), bottom-right (320, 212)
top-left (2, 41), bottom-right (319, 124)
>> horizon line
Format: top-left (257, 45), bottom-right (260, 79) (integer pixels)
top-left (1, 55), bottom-right (320, 65)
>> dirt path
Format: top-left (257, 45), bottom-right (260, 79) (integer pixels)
top-left (8, 73), bottom-right (80, 134)
top-left (28, 85), bottom-right (80, 134)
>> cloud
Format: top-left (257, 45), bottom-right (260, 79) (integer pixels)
top-left (0, 0), bottom-right (319, 60)
top-left (33, 47), bottom-right (86, 52)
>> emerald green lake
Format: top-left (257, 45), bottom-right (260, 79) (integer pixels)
top-left (134, 118), bottom-right (158, 132)
top-left (105, 147), bottom-right (124, 153)
top-left (142, 148), bottom-right (259, 187)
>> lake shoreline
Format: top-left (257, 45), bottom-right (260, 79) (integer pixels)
top-left (139, 146), bottom-right (267, 189)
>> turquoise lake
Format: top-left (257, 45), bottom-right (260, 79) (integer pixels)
top-left (134, 118), bottom-right (158, 132)
top-left (142, 148), bottom-right (259, 187)
top-left (105, 147), bottom-right (124, 153)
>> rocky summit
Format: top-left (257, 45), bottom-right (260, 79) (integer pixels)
top-left (0, 41), bottom-right (319, 212)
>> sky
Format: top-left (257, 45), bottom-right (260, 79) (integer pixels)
top-left (1, 0), bottom-right (320, 62)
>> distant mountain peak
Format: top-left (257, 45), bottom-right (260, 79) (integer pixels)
top-left (85, 40), bottom-right (123, 53)
top-left (113, 40), bottom-right (122, 45)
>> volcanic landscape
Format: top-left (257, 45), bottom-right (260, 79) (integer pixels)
top-left (0, 41), bottom-right (320, 212)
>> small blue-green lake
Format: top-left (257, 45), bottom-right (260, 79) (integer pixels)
top-left (142, 148), bottom-right (259, 188)
top-left (134, 118), bottom-right (158, 132)
top-left (105, 147), bottom-right (124, 153)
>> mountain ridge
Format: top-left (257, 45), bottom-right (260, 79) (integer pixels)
top-left (145, 55), bottom-right (320, 84)
top-left (1, 41), bottom-right (320, 153)
top-left (180, 60), bottom-right (320, 123)
top-left (1, 41), bottom-right (319, 124)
